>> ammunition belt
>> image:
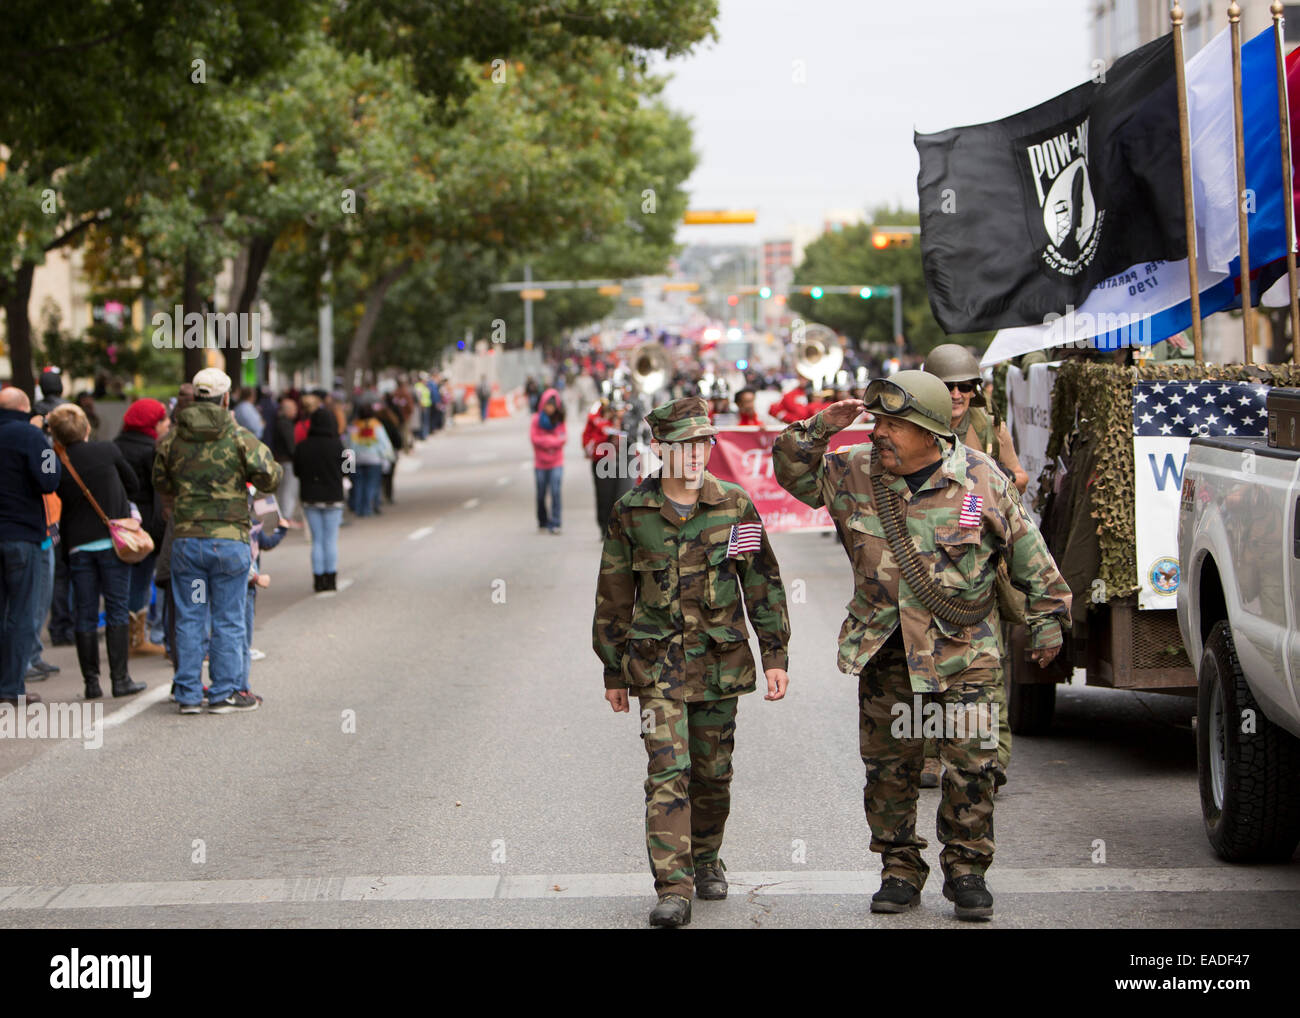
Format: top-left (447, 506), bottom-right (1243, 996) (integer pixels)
top-left (870, 471), bottom-right (996, 628)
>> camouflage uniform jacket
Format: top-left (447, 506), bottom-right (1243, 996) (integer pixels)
top-left (153, 402), bottom-right (282, 542)
top-left (773, 413), bottom-right (1071, 693)
top-left (593, 471), bottom-right (790, 701)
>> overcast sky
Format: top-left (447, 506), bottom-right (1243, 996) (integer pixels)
top-left (653, 0), bottom-right (1091, 244)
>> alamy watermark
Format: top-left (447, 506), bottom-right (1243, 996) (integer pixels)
top-left (890, 695), bottom-right (1000, 750)
top-left (0, 697), bottom-right (103, 749)
top-left (151, 307), bottom-right (261, 359)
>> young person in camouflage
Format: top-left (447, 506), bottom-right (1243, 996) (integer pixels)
top-left (772, 371), bottom-right (1070, 920)
top-left (593, 396), bottom-right (790, 928)
top-left (153, 369), bottom-right (282, 716)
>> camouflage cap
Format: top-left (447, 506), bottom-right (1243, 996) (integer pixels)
top-left (645, 396), bottom-right (718, 442)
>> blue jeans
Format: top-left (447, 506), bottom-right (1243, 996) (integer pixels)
top-left (243, 587), bottom-right (256, 688)
top-left (304, 506), bottom-right (342, 574)
top-left (170, 537), bottom-right (250, 705)
top-left (127, 553), bottom-right (157, 614)
top-left (68, 547), bottom-right (131, 632)
top-left (535, 467), bottom-right (562, 530)
top-left (0, 540), bottom-right (40, 698)
top-left (27, 542), bottom-right (54, 668)
top-left (353, 464), bottom-right (382, 517)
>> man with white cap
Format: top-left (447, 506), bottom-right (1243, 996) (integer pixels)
top-left (153, 368), bottom-right (282, 714)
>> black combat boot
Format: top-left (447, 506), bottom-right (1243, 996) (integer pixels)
top-left (694, 862), bottom-right (728, 900)
top-left (313, 574), bottom-right (324, 592)
top-left (648, 894), bottom-right (691, 928)
top-left (870, 877), bottom-right (920, 913)
top-left (942, 874), bottom-right (993, 920)
top-left (75, 631), bottom-right (103, 700)
top-left (325, 572), bottom-right (337, 591)
top-left (106, 625), bottom-right (146, 697)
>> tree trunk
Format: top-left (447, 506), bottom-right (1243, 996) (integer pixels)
top-left (343, 260), bottom-right (410, 380)
top-left (182, 252), bottom-right (206, 383)
top-left (223, 234), bottom-right (275, 382)
top-left (1, 264), bottom-right (37, 399)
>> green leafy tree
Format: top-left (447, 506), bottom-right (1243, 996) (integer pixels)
top-left (788, 207), bottom-right (990, 358)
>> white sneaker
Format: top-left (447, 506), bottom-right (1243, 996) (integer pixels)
top-left (249, 648), bottom-right (267, 662)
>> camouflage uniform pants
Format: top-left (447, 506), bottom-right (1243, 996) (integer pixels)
top-left (924, 622), bottom-right (1011, 776)
top-left (859, 644), bottom-right (998, 889)
top-left (637, 695), bottom-right (738, 897)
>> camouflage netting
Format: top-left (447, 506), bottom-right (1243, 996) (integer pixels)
top-left (1042, 360), bottom-right (1300, 601)
top-left (991, 362), bottom-right (1009, 422)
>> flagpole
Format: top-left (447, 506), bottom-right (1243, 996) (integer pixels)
top-left (1172, 3), bottom-right (1204, 365)
top-left (1231, 1), bottom-right (1255, 365)
top-left (1272, 1), bottom-right (1300, 364)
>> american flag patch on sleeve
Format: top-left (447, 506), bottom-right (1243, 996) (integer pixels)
top-left (958, 494), bottom-right (982, 527)
top-left (727, 522), bottom-right (763, 556)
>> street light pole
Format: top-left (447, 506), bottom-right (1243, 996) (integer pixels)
top-left (892, 284), bottom-right (904, 355)
top-left (523, 263), bottom-right (534, 350)
top-left (318, 233), bottom-right (333, 389)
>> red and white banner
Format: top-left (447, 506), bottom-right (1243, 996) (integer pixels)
top-left (709, 426), bottom-right (873, 533)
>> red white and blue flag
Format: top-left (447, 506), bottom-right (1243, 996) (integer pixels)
top-left (727, 522), bottom-right (763, 557)
top-left (958, 494), bottom-right (983, 527)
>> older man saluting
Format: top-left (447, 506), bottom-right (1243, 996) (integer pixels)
top-left (773, 371), bottom-right (1070, 920)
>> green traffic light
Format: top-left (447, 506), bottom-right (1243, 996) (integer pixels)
top-left (759, 286), bottom-right (772, 299)
top-left (859, 287), bottom-right (872, 299)
top-left (810, 286), bottom-right (823, 299)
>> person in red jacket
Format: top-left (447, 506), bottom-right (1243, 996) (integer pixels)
top-left (582, 397), bottom-right (629, 535)
top-left (531, 388), bottom-right (567, 534)
top-left (770, 382), bottom-right (810, 424)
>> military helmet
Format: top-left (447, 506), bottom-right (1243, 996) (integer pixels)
top-left (864, 370), bottom-right (955, 439)
top-left (923, 343), bottom-right (986, 408)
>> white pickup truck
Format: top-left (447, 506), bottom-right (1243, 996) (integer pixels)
top-left (1177, 404), bottom-right (1300, 862)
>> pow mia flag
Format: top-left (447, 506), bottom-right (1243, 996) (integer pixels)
top-left (916, 34), bottom-right (1185, 334)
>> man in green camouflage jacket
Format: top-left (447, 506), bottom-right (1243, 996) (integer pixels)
top-left (594, 396), bottom-right (790, 928)
top-left (154, 368), bottom-right (282, 716)
top-left (773, 371), bottom-right (1070, 920)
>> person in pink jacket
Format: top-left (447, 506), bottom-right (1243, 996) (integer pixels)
top-left (530, 388), bottom-right (567, 534)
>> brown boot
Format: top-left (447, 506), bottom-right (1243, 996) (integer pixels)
top-left (129, 610), bottom-right (165, 657)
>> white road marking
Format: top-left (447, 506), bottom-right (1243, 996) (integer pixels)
top-left (466, 453), bottom-right (497, 463)
top-left (98, 685), bottom-right (171, 732)
top-left (1, 867), bottom-right (1295, 910)
top-left (463, 498), bottom-right (481, 510)
top-left (336, 578), bottom-right (354, 592)
top-left (495, 476), bottom-right (510, 487)
top-left (397, 458), bottom-right (422, 474)
top-left (518, 461), bottom-right (532, 470)
top-left (408, 526), bottom-right (435, 541)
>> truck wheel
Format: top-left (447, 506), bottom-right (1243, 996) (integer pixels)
top-left (1005, 631), bottom-right (1055, 735)
top-left (1197, 620), bottom-right (1300, 862)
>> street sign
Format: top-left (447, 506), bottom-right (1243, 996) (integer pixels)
top-left (627, 297), bottom-right (644, 307)
top-left (683, 209), bottom-right (757, 225)
top-left (596, 285), bottom-right (622, 296)
top-left (519, 289), bottom-right (546, 300)
top-left (662, 281), bottom-right (700, 292)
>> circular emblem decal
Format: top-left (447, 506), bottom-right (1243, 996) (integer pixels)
top-left (1149, 557), bottom-right (1180, 595)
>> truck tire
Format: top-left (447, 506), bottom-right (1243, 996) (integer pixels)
top-left (1197, 620), bottom-right (1300, 862)
top-left (1005, 629), bottom-right (1056, 735)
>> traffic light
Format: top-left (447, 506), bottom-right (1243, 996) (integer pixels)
top-left (727, 294), bottom-right (739, 306)
top-left (871, 227), bottom-right (917, 249)
top-left (810, 286), bottom-right (824, 299)
top-left (759, 286), bottom-right (772, 299)
top-left (859, 287), bottom-right (873, 299)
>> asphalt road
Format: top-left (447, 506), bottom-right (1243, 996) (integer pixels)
top-left (1, 404), bottom-right (1297, 930)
